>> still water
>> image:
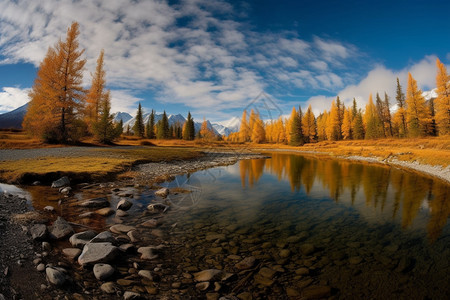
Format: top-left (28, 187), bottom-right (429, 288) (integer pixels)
top-left (160, 153), bottom-right (450, 299)
top-left (14, 152), bottom-right (450, 299)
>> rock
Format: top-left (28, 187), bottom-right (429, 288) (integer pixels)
top-left (395, 257), bottom-right (414, 273)
top-left (235, 257), bottom-right (256, 270)
top-left (93, 263), bottom-right (115, 280)
top-left (301, 285), bottom-right (331, 299)
top-left (90, 231), bottom-right (116, 244)
top-left (69, 230), bottom-right (97, 248)
top-left (127, 230), bottom-right (141, 243)
top-left (37, 264), bottom-right (45, 272)
top-left (279, 249), bottom-right (290, 258)
top-left (78, 242), bottom-right (119, 266)
top-left (300, 244), bottom-right (315, 256)
top-left (110, 224), bottom-right (135, 234)
top-left (62, 248), bottom-right (82, 261)
top-left (254, 274), bottom-right (274, 286)
top-left (194, 269), bottom-right (222, 282)
top-left (147, 203), bottom-right (169, 212)
top-left (286, 287), bottom-right (300, 297)
top-left (48, 217), bottom-right (74, 240)
top-left (42, 242), bottom-right (51, 251)
top-left (258, 267), bottom-right (276, 279)
top-left (123, 291), bottom-right (141, 300)
top-left (349, 256), bottom-right (363, 265)
top-left (51, 176), bottom-right (70, 188)
top-left (32, 181), bottom-right (41, 186)
top-left (30, 224), bottom-right (47, 240)
top-left (137, 247), bottom-right (158, 260)
top-left (96, 207), bottom-right (114, 216)
top-left (206, 293), bottom-right (219, 300)
top-left (79, 212), bottom-right (95, 218)
top-left (119, 244), bottom-right (135, 252)
top-left (117, 199), bottom-right (132, 211)
top-left (140, 219), bottom-right (159, 228)
top-left (206, 233), bottom-right (226, 242)
top-left (237, 292), bottom-right (252, 300)
top-left (138, 270), bottom-right (153, 281)
top-left (43, 206), bottom-right (55, 212)
top-left (80, 197), bottom-right (109, 208)
top-left (59, 187), bottom-right (72, 194)
top-left (100, 282), bottom-right (119, 294)
top-left (295, 267), bottom-right (309, 275)
top-left (155, 188), bottom-right (169, 198)
top-left (196, 282), bottom-right (210, 291)
top-left (46, 267), bottom-right (66, 286)
top-left (116, 209), bottom-right (128, 217)
top-left (33, 258), bottom-right (42, 265)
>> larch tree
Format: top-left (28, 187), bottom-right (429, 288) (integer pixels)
top-left (351, 99), bottom-right (364, 139)
top-left (92, 90), bottom-right (120, 143)
top-left (336, 96), bottom-right (344, 140)
top-left (364, 94), bottom-right (384, 139)
top-left (24, 22), bottom-right (86, 143)
top-left (302, 104), bottom-right (316, 143)
top-left (394, 78), bottom-right (408, 137)
top-left (326, 100), bottom-right (340, 140)
top-left (375, 93), bottom-right (386, 137)
top-left (133, 103), bottom-right (145, 138)
top-left (435, 58), bottom-right (450, 135)
top-left (239, 110), bottom-right (250, 142)
top-left (251, 112), bottom-right (265, 143)
top-left (383, 92), bottom-right (393, 137)
top-left (200, 119), bottom-right (215, 140)
top-left (316, 111), bottom-right (328, 141)
top-left (85, 50), bottom-right (106, 133)
top-left (406, 72), bottom-right (430, 137)
top-left (341, 107), bottom-right (353, 140)
top-left (289, 106), bottom-right (303, 146)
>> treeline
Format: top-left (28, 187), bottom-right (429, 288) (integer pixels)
top-left (228, 61), bottom-right (450, 145)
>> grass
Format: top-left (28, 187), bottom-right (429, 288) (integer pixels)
top-left (251, 136), bottom-right (450, 167)
top-left (0, 146), bottom-right (202, 184)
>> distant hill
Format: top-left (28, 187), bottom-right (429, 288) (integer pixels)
top-left (0, 103), bottom-right (28, 129)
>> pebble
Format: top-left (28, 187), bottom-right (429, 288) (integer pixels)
top-left (138, 270), bottom-right (153, 281)
top-left (300, 244), bottom-right (315, 256)
top-left (96, 208), bottom-right (114, 216)
top-left (140, 219), bottom-right (159, 228)
top-left (37, 264), bottom-right (45, 272)
top-left (123, 291), bottom-right (141, 300)
top-left (45, 267), bottom-right (66, 286)
top-left (235, 257), bottom-right (256, 270)
top-left (196, 282), bottom-right (210, 291)
top-left (62, 248), bottom-right (82, 261)
top-left (349, 256), bottom-right (363, 265)
top-left (117, 199), bottom-right (133, 211)
top-left (301, 285), bottom-right (331, 299)
top-left (137, 247), bottom-right (158, 260)
top-left (100, 282), bottom-right (119, 294)
top-left (110, 224), bottom-right (136, 234)
top-left (194, 269), bottom-right (222, 282)
top-left (116, 209), bottom-right (129, 217)
top-left (93, 263), bottom-right (115, 280)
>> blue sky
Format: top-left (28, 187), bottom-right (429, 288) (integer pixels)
top-left (0, 0), bottom-right (449, 124)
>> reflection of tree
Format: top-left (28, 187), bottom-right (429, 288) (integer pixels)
top-left (427, 181), bottom-right (450, 242)
top-left (238, 153), bottom-right (450, 240)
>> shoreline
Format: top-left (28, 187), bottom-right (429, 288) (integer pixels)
top-left (256, 147), bottom-right (450, 184)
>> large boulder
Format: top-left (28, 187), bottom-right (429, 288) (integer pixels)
top-left (90, 231), bottom-right (116, 244)
top-left (69, 230), bottom-right (97, 248)
top-left (78, 242), bottom-right (119, 266)
top-left (79, 197), bottom-right (110, 208)
top-left (51, 176), bottom-right (70, 188)
top-left (48, 217), bottom-right (73, 240)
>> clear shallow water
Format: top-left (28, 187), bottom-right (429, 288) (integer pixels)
top-left (15, 153), bottom-right (450, 299)
top-left (160, 153), bottom-right (450, 299)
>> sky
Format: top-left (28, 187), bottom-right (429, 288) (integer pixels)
top-left (0, 0), bottom-right (450, 124)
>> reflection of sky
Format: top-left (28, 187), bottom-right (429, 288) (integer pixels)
top-left (0, 183), bottom-right (31, 202)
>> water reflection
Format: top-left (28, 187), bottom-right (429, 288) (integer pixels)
top-left (239, 153), bottom-right (450, 241)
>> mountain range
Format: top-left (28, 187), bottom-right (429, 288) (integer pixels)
top-left (0, 102), bottom-right (240, 136)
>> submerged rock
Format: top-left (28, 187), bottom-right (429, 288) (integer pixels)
top-left (235, 257), bottom-right (256, 270)
top-left (51, 176), bottom-right (70, 188)
top-left (141, 219), bottom-right (159, 228)
top-left (96, 207), bottom-right (114, 216)
top-left (137, 247), bottom-right (158, 260)
top-left (110, 224), bottom-right (135, 234)
top-left (100, 282), bottom-right (119, 294)
top-left (147, 203), bottom-right (169, 212)
top-left (62, 248), bottom-right (82, 261)
top-left (155, 188), bottom-right (169, 198)
top-left (78, 242), bottom-right (119, 266)
top-left (80, 197), bottom-right (109, 208)
top-left (194, 269), bottom-right (222, 282)
top-left (117, 199), bottom-right (132, 211)
top-left (123, 291), bottom-right (141, 300)
top-left (48, 217), bottom-right (73, 240)
top-left (300, 244), bottom-right (315, 256)
top-left (301, 285), bottom-right (331, 299)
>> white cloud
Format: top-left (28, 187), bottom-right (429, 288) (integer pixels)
top-left (0, 87), bottom-right (30, 113)
top-left (0, 0), bottom-right (364, 119)
top-left (306, 55), bottom-right (443, 114)
top-left (110, 90), bottom-right (143, 114)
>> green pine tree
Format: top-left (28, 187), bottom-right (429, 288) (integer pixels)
top-left (183, 112), bottom-right (195, 140)
top-left (133, 103), bottom-right (145, 138)
top-left (92, 91), bottom-right (120, 143)
top-left (146, 109), bottom-right (155, 139)
top-left (157, 110), bottom-right (170, 139)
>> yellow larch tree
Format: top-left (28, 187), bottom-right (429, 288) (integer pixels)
top-left (302, 104), bottom-right (316, 143)
top-left (326, 100), bottom-right (340, 140)
top-left (238, 110), bottom-right (250, 142)
top-left (24, 22), bottom-right (86, 142)
top-left (364, 93), bottom-right (384, 139)
top-left (316, 110), bottom-right (328, 141)
top-left (406, 72), bottom-right (430, 137)
top-left (85, 49), bottom-right (106, 133)
top-left (251, 112), bottom-right (266, 143)
top-left (435, 58), bottom-right (450, 135)
top-left (341, 107), bottom-right (353, 139)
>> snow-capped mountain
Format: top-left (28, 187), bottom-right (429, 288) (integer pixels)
top-left (212, 116), bottom-right (241, 136)
top-left (113, 112), bottom-right (132, 123)
top-left (0, 103), bottom-right (28, 129)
